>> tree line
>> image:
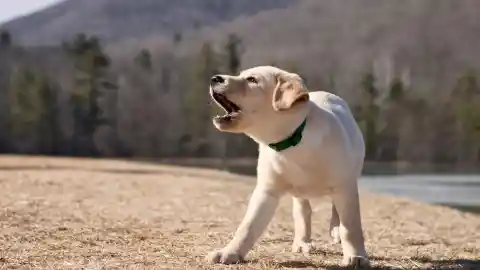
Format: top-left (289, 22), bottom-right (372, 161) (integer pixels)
top-left (0, 29), bottom-right (479, 165)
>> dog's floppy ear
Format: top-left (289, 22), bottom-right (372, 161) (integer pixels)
top-left (272, 72), bottom-right (309, 111)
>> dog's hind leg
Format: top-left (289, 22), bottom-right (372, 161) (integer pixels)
top-left (291, 197), bottom-right (315, 255)
top-left (329, 203), bottom-right (341, 244)
top-left (332, 182), bottom-right (370, 268)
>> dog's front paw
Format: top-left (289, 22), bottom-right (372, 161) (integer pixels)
top-left (206, 248), bottom-right (245, 264)
top-left (341, 255), bottom-right (370, 269)
top-left (292, 240), bottom-right (315, 255)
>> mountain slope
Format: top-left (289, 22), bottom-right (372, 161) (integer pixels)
top-left (164, 0), bottom-right (480, 97)
top-left (1, 0), bottom-right (296, 46)
top-left (4, 0), bottom-right (480, 97)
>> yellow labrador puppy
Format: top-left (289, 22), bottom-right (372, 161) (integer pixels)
top-left (207, 66), bottom-right (369, 268)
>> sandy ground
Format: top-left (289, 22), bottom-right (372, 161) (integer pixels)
top-left (0, 156), bottom-right (478, 270)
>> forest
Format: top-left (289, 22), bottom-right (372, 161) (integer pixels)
top-left (0, 0), bottom-right (479, 165)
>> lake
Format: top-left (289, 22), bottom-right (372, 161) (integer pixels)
top-left (359, 174), bottom-right (480, 214)
top-left (154, 158), bottom-right (480, 214)
top-left (220, 162), bottom-right (480, 214)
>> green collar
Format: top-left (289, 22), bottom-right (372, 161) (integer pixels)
top-left (268, 118), bottom-right (307, 152)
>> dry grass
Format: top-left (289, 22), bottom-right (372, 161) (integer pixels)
top-left (0, 155), bottom-right (478, 270)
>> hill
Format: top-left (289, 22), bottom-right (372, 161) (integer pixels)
top-left (163, 0), bottom-right (480, 97)
top-left (4, 0), bottom-right (480, 95)
top-left (0, 0), bottom-right (479, 163)
top-left (0, 156), bottom-right (478, 269)
top-left (0, 0), bottom-right (296, 46)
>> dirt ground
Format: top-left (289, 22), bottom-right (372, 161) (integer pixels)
top-left (0, 156), bottom-right (478, 270)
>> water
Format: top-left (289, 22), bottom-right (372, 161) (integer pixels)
top-left (359, 175), bottom-right (480, 213)
top-left (222, 163), bottom-right (480, 214)
top-left (154, 159), bottom-right (480, 214)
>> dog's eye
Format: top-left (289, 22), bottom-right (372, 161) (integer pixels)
top-left (246, 76), bottom-right (258, 84)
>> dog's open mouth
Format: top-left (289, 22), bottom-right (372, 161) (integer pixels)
top-left (212, 92), bottom-right (242, 122)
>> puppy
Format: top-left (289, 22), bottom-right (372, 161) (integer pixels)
top-left (206, 66), bottom-right (369, 268)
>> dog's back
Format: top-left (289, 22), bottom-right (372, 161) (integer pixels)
top-left (308, 91), bottom-right (365, 177)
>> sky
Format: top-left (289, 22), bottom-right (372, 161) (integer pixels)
top-left (0, 0), bottom-right (61, 24)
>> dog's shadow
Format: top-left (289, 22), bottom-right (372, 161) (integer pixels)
top-left (271, 250), bottom-right (480, 269)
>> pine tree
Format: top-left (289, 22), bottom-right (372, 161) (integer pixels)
top-left (135, 49), bottom-right (153, 71)
top-left (64, 33), bottom-right (114, 156)
top-left (8, 66), bottom-right (59, 153)
top-left (0, 29), bottom-right (11, 49)
top-left (359, 72), bottom-right (380, 160)
top-left (173, 32), bottom-right (183, 45)
top-left (37, 77), bottom-right (61, 154)
top-left (451, 69), bottom-right (480, 164)
top-left (185, 41), bottom-right (220, 156)
top-left (224, 34), bottom-right (243, 75)
top-left (9, 66), bottom-right (40, 150)
top-left (384, 77), bottom-right (420, 161)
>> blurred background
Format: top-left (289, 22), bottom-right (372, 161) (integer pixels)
top-left (0, 0), bottom-right (479, 211)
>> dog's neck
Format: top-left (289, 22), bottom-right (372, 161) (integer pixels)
top-left (245, 103), bottom-right (311, 148)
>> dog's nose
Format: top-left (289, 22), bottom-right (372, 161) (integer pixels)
top-left (210, 75), bottom-right (225, 85)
